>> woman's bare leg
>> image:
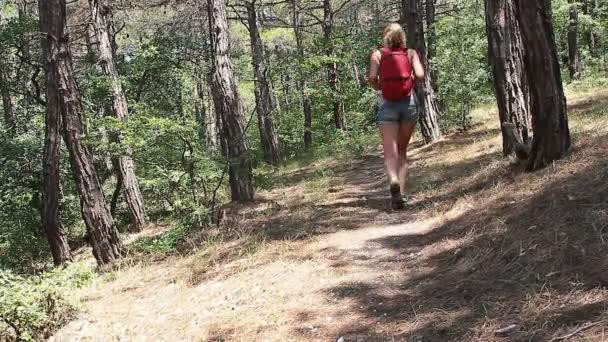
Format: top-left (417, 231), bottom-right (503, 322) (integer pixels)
top-left (380, 123), bottom-right (401, 185)
top-left (398, 122), bottom-right (416, 196)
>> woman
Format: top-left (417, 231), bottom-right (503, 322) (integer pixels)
top-left (367, 23), bottom-right (424, 210)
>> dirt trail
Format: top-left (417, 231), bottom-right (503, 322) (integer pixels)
top-left (52, 92), bottom-right (608, 341)
top-left (51, 142), bottom-right (468, 342)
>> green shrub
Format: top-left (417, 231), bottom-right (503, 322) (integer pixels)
top-left (129, 225), bottom-right (191, 255)
top-left (0, 263), bottom-right (94, 341)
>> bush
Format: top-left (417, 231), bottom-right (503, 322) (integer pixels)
top-left (0, 263), bottom-right (94, 341)
top-left (129, 225), bottom-right (192, 256)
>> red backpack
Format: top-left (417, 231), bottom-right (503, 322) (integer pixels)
top-left (379, 47), bottom-right (414, 101)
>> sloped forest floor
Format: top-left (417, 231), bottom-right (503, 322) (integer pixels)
top-left (51, 90), bottom-right (608, 342)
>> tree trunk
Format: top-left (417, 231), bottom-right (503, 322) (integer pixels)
top-left (194, 70), bottom-right (216, 149)
top-left (323, 0), bottom-right (346, 130)
top-left (246, 2), bottom-right (283, 165)
top-left (0, 69), bottom-right (15, 132)
top-left (485, 0), bottom-right (530, 159)
top-left (582, 0), bottom-right (598, 55)
top-left (280, 66), bottom-right (291, 108)
top-left (292, 0), bottom-right (313, 150)
top-left (40, 61), bottom-right (72, 266)
top-left (515, 0), bottom-right (571, 171)
top-left (18, 0), bottom-right (31, 62)
top-left (89, 0), bottom-right (146, 233)
top-left (373, 0), bottom-right (381, 26)
top-left (402, 0), bottom-right (442, 143)
top-left (110, 160), bottom-right (122, 218)
top-left (199, 41), bottom-right (219, 150)
top-left (207, 0), bottom-right (255, 202)
top-left (567, 0), bottom-right (581, 80)
top-left (425, 0), bottom-right (439, 92)
top-left (39, 0), bottom-right (123, 265)
top-left (351, 63), bottom-right (363, 89)
top-left (37, 1), bottom-right (72, 266)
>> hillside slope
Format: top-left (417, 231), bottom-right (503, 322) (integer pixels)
top-left (51, 90), bottom-right (608, 341)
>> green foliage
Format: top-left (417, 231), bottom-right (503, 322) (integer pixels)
top-left (0, 263), bottom-right (94, 341)
top-left (1, 0), bottom-right (607, 278)
top-left (552, 0), bottom-right (608, 81)
top-left (434, 2), bottom-right (493, 130)
top-left (130, 225), bottom-right (191, 256)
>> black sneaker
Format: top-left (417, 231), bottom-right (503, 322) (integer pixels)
top-left (390, 183), bottom-right (404, 210)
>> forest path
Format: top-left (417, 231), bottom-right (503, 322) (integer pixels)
top-left (51, 131), bottom-right (469, 342)
top-left (51, 90), bottom-right (608, 341)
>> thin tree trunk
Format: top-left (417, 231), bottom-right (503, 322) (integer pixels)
top-left (110, 163), bottom-right (122, 218)
top-left (0, 69), bottom-right (15, 132)
top-left (402, 0), bottom-right (442, 143)
top-left (246, 1), bottom-right (283, 165)
top-left (204, 84), bottom-right (219, 149)
top-left (352, 63), bottom-right (363, 89)
top-left (39, 0), bottom-right (123, 265)
top-left (585, 0), bottom-right (599, 54)
top-left (485, 0), bottom-right (530, 159)
top-left (89, 0), bottom-right (146, 232)
top-left (302, 86), bottom-right (313, 149)
top-left (425, 0), bottom-right (439, 92)
top-left (567, 0), bottom-right (581, 80)
top-left (199, 42), bottom-right (219, 150)
top-left (515, 0), bottom-right (571, 171)
top-left (194, 71), bottom-right (208, 146)
top-left (373, 0), bottom-right (381, 26)
top-left (207, 0), bottom-right (255, 202)
top-left (0, 7), bottom-right (15, 131)
top-left (323, 0), bottom-right (346, 130)
top-left (18, 0), bottom-right (31, 61)
top-left (292, 0), bottom-right (313, 150)
top-left (280, 67), bottom-right (291, 108)
top-left (582, 0), bottom-right (597, 54)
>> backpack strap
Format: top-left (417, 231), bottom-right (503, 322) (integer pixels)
top-left (378, 47), bottom-right (391, 65)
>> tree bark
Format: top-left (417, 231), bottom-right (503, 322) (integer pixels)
top-left (18, 0), bottom-right (31, 62)
top-left (246, 1), bottom-right (283, 165)
top-left (279, 63), bottom-right (291, 108)
top-left (425, 0), bottom-right (439, 92)
top-left (402, 0), bottom-right (442, 143)
top-left (292, 0), bottom-right (313, 150)
top-left (485, 0), bottom-right (530, 159)
top-left (194, 70), bottom-right (218, 149)
top-left (322, 0), bottom-right (346, 130)
top-left (207, 0), bottom-right (255, 202)
top-left (199, 38), bottom-right (220, 150)
top-left (39, 57), bottom-right (72, 266)
top-left (567, 0), bottom-right (581, 80)
top-left (0, 69), bottom-right (15, 132)
top-left (39, 0), bottom-right (123, 265)
top-left (37, 1), bottom-right (72, 266)
top-left (89, 0), bottom-right (146, 233)
top-left (515, 0), bottom-right (571, 171)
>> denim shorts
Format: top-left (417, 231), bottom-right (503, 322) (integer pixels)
top-left (377, 96), bottom-right (418, 124)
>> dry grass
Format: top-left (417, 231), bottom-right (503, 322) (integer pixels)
top-left (51, 90), bottom-right (608, 342)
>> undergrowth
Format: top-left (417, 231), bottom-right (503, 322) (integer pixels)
top-left (129, 225), bottom-right (192, 256)
top-left (0, 263), bottom-right (95, 341)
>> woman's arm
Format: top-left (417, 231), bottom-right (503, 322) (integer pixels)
top-left (411, 50), bottom-right (425, 80)
top-left (367, 49), bottom-right (382, 91)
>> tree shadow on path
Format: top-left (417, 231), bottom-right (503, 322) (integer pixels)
top-left (237, 126), bottom-right (508, 242)
top-left (316, 133), bottom-right (608, 341)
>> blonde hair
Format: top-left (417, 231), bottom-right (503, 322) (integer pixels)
top-left (382, 23), bottom-right (407, 49)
